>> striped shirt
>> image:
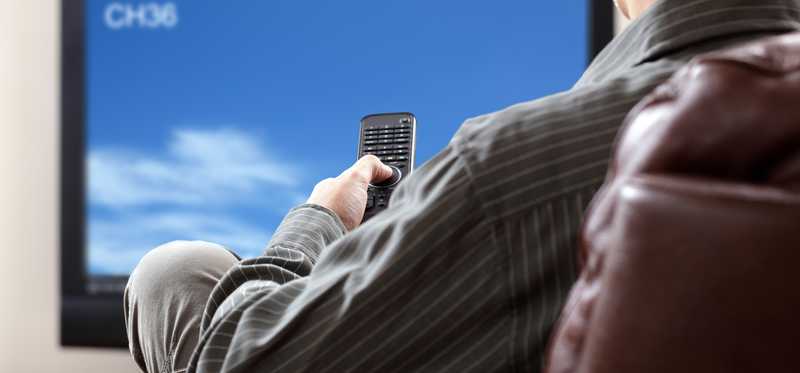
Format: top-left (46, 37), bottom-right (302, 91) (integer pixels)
top-left (186, 1), bottom-right (800, 372)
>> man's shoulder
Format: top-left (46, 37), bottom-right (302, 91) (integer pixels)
top-left (454, 61), bottom-right (683, 150)
top-left (449, 60), bottom-right (684, 221)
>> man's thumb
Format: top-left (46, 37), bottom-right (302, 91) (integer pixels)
top-left (372, 160), bottom-right (395, 183)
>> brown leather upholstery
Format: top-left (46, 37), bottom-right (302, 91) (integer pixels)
top-left (545, 32), bottom-right (800, 373)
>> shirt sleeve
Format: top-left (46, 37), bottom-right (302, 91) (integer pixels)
top-left (188, 143), bottom-right (506, 373)
top-left (200, 203), bottom-right (347, 329)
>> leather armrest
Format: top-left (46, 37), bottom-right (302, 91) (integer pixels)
top-left (559, 175), bottom-right (800, 373)
top-left (546, 32), bottom-right (800, 373)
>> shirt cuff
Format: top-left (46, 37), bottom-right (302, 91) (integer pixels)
top-left (263, 204), bottom-right (347, 261)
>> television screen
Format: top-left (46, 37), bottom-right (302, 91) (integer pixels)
top-left (85, 0), bottom-right (591, 279)
top-left (63, 0), bottom-right (612, 346)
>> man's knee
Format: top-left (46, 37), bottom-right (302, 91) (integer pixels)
top-left (126, 240), bottom-right (239, 302)
top-left (125, 241), bottom-right (239, 372)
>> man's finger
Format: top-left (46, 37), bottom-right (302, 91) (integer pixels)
top-left (354, 155), bottom-right (394, 183)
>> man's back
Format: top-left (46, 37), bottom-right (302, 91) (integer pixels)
top-left (124, 1), bottom-right (800, 373)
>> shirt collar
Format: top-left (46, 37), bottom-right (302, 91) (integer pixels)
top-left (579, 0), bottom-right (800, 85)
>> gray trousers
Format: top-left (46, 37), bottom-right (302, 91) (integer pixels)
top-left (124, 241), bottom-right (239, 373)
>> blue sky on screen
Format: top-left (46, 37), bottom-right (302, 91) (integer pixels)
top-left (86, 0), bottom-right (589, 275)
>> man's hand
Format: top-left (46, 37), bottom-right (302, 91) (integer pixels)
top-left (307, 155), bottom-right (394, 231)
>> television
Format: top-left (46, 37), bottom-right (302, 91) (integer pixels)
top-left (61, 0), bottom-right (614, 347)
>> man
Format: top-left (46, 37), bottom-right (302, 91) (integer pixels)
top-left (124, 1), bottom-right (800, 372)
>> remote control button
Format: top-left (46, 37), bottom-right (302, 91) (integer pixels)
top-left (398, 155), bottom-right (408, 161)
top-left (392, 144), bottom-right (407, 149)
top-left (366, 195), bottom-right (374, 208)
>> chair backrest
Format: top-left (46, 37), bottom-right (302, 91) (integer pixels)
top-left (545, 32), bottom-right (800, 373)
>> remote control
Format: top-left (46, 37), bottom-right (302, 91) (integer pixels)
top-left (358, 112), bottom-right (417, 222)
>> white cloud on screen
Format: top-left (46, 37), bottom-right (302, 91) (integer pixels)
top-left (87, 127), bottom-right (309, 274)
top-left (89, 211), bottom-right (272, 274)
top-left (89, 128), bottom-right (303, 208)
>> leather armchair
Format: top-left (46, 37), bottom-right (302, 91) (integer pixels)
top-left (546, 33), bottom-right (800, 373)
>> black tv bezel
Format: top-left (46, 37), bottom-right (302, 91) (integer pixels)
top-left (60, 0), bottom-right (616, 348)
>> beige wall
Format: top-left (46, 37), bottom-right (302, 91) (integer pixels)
top-left (0, 2), bottom-right (627, 372)
top-left (0, 1), bottom-right (138, 372)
